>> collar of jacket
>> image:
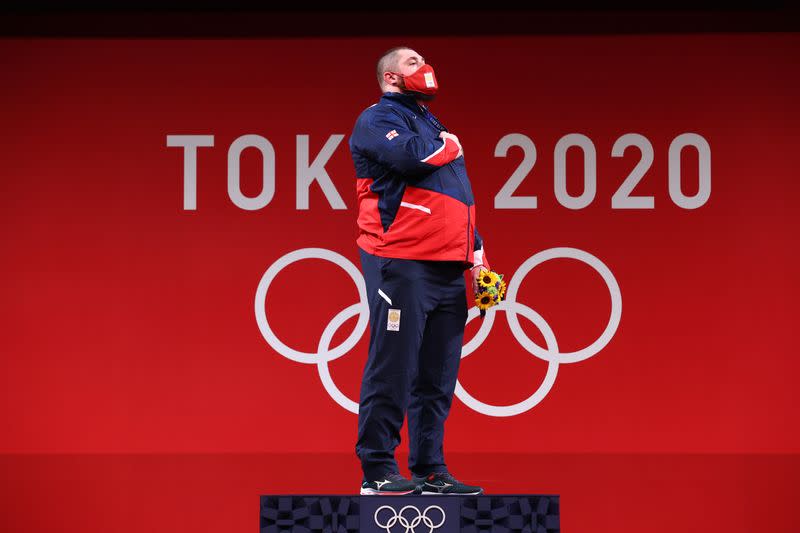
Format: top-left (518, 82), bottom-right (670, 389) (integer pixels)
top-left (381, 91), bottom-right (427, 113)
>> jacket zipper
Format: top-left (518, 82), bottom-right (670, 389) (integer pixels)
top-left (452, 165), bottom-right (471, 262)
top-left (420, 102), bottom-right (471, 262)
top-left (465, 206), bottom-right (471, 262)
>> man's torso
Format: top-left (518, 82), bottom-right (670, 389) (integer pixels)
top-left (349, 92), bottom-right (477, 266)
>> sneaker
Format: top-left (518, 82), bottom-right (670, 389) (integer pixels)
top-left (412, 471), bottom-right (484, 495)
top-left (360, 472), bottom-right (422, 495)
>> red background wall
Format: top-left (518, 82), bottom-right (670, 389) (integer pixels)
top-left (1, 34), bottom-right (798, 532)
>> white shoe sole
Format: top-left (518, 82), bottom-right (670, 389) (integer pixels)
top-left (360, 487), bottom-right (417, 495)
top-left (420, 490), bottom-right (483, 495)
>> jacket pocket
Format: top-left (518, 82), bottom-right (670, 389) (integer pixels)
top-left (399, 201), bottom-right (431, 215)
top-left (378, 256), bottom-right (394, 278)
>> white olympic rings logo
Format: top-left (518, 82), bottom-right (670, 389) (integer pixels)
top-left (374, 504), bottom-right (446, 533)
top-left (254, 247), bottom-right (622, 417)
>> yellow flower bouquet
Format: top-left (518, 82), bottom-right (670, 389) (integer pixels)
top-left (474, 268), bottom-right (507, 318)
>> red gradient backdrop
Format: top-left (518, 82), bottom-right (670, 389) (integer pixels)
top-left (1, 35), bottom-right (798, 532)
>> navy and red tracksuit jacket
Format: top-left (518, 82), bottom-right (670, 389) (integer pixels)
top-left (349, 91), bottom-right (489, 270)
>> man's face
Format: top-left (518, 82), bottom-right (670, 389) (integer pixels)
top-left (389, 49), bottom-right (425, 89)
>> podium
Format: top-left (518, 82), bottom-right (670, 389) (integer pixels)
top-left (260, 495), bottom-right (560, 533)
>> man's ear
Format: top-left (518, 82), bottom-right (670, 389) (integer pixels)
top-left (383, 71), bottom-right (400, 87)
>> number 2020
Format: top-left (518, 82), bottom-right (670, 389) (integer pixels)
top-left (494, 132), bottom-right (711, 210)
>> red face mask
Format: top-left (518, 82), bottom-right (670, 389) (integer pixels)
top-left (391, 64), bottom-right (438, 96)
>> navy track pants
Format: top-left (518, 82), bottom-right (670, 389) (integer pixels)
top-left (356, 247), bottom-right (468, 481)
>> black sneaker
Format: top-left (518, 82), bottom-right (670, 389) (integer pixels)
top-left (412, 471), bottom-right (484, 495)
top-left (360, 472), bottom-right (422, 495)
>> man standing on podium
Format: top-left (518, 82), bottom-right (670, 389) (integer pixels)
top-left (349, 46), bottom-right (491, 496)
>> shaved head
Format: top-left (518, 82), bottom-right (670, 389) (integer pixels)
top-left (376, 46), bottom-right (412, 90)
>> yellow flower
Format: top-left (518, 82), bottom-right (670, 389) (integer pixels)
top-left (475, 290), bottom-right (495, 311)
top-left (498, 280), bottom-right (507, 300)
top-left (479, 270), bottom-right (500, 289)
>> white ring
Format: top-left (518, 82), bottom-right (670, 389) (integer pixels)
top-left (254, 248), bottom-right (368, 364)
top-left (456, 302), bottom-right (560, 417)
top-left (505, 247), bottom-right (622, 364)
top-left (375, 506), bottom-right (398, 531)
top-left (317, 303), bottom-right (363, 413)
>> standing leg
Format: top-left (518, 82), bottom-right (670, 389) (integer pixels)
top-left (407, 265), bottom-right (468, 478)
top-left (356, 250), bottom-right (430, 481)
